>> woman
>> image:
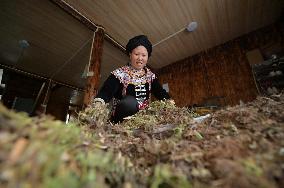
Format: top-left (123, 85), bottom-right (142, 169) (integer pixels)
top-left (94, 35), bottom-right (171, 123)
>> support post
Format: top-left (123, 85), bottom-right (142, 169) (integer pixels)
top-left (83, 28), bottom-right (104, 107)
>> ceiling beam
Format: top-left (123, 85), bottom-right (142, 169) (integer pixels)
top-left (49, 0), bottom-right (127, 54)
top-left (0, 63), bottom-right (84, 91)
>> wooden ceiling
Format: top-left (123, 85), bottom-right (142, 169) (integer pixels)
top-left (0, 0), bottom-right (128, 89)
top-left (65, 0), bottom-right (284, 67)
top-left (0, 0), bottom-right (283, 89)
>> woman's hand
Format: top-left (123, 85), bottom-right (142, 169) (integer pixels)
top-left (168, 99), bottom-right (175, 105)
top-left (91, 98), bottom-right (105, 108)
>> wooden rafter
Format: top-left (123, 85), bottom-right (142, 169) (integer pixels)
top-left (49, 0), bottom-right (126, 54)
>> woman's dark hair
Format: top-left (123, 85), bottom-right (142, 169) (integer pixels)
top-left (126, 35), bottom-right (152, 57)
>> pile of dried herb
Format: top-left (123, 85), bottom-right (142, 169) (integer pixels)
top-left (77, 102), bottom-right (110, 128)
top-left (1, 93), bottom-right (284, 188)
top-left (89, 94), bottom-right (284, 188)
top-left (121, 100), bottom-right (195, 131)
top-left (0, 105), bottom-right (134, 188)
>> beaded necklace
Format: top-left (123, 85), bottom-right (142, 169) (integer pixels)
top-left (111, 65), bottom-right (156, 110)
top-left (128, 66), bottom-right (146, 81)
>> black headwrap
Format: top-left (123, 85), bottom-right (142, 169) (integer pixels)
top-left (126, 35), bottom-right (152, 57)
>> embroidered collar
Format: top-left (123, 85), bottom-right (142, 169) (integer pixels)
top-left (128, 66), bottom-right (146, 79)
top-left (112, 65), bottom-right (156, 86)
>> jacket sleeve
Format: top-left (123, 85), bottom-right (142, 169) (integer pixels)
top-left (96, 74), bottom-right (121, 103)
top-left (151, 78), bottom-right (170, 100)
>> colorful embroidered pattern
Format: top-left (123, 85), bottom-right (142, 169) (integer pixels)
top-left (112, 65), bottom-right (155, 109)
top-left (112, 65), bottom-right (155, 86)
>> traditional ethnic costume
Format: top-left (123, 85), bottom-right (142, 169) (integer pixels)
top-left (95, 35), bottom-right (170, 122)
top-left (96, 64), bottom-right (170, 122)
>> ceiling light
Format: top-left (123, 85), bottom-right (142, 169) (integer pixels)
top-left (19, 40), bottom-right (30, 49)
top-left (153, 21), bottom-right (198, 47)
top-left (186, 22), bottom-right (198, 32)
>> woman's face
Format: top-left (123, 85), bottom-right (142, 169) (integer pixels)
top-left (129, 45), bottom-right (148, 70)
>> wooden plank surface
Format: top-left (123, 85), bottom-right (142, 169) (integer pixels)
top-left (157, 22), bottom-right (283, 107)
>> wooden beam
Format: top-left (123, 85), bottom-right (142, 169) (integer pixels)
top-left (50, 0), bottom-right (96, 31)
top-left (83, 29), bottom-right (104, 107)
top-left (50, 0), bottom-right (126, 54)
top-left (31, 82), bottom-right (46, 116)
top-left (0, 63), bottom-right (84, 91)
